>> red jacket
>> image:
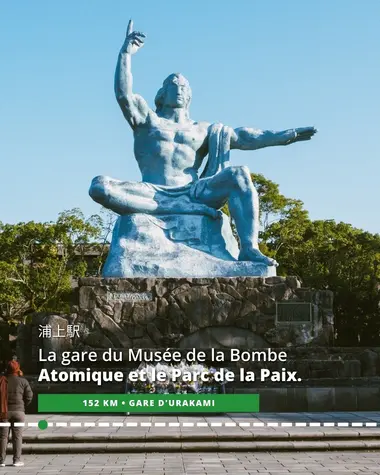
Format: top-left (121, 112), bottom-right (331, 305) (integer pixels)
top-left (0, 376), bottom-right (8, 419)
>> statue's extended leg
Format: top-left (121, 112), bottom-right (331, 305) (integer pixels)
top-left (194, 166), bottom-right (276, 266)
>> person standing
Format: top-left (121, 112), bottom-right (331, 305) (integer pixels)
top-left (0, 360), bottom-right (33, 467)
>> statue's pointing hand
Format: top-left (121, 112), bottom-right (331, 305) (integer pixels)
top-left (294, 126), bottom-right (317, 142)
top-left (122, 19), bottom-right (146, 55)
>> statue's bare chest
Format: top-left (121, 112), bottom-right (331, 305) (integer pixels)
top-left (142, 117), bottom-right (207, 151)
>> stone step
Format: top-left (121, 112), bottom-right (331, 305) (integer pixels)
top-left (17, 429), bottom-right (380, 443)
top-left (7, 438), bottom-right (380, 454)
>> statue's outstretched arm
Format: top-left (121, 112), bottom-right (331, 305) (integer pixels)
top-left (230, 126), bottom-right (317, 151)
top-left (115, 20), bottom-right (150, 129)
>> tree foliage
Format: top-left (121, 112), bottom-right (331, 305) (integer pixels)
top-left (0, 209), bottom-right (105, 323)
top-left (256, 176), bottom-right (380, 346)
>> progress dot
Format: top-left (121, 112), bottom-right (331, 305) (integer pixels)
top-left (38, 420), bottom-right (48, 430)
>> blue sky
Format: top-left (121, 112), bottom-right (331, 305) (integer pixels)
top-left (1, 1), bottom-right (379, 233)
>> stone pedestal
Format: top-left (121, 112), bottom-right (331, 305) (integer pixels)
top-left (75, 276), bottom-right (333, 349)
top-left (103, 213), bottom-right (276, 278)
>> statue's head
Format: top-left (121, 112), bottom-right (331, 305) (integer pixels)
top-left (155, 73), bottom-right (192, 113)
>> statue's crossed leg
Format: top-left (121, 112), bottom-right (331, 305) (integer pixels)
top-left (90, 166), bottom-right (277, 266)
top-left (89, 175), bottom-right (219, 218)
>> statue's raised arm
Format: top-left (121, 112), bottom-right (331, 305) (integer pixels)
top-left (114, 20), bottom-right (150, 129)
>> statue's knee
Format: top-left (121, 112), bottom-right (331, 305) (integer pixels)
top-left (230, 166), bottom-right (252, 189)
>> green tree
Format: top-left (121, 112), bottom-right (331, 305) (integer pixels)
top-left (0, 208), bottom-right (103, 323)
top-left (258, 179), bottom-right (380, 346)
top-left (90, 208), bottom-right (117, 276)
top-left (252, 174), bottom-right (302, 231)
top-left (294, 222), bottom-right (377, 344)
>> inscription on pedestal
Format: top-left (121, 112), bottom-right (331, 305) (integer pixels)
top-left (275, 302), bottom-right (312, 323)
top-left (107, 291), bottom-right (153, 302)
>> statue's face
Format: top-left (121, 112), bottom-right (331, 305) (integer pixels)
top-left (163, 75), bottom-right (189, 109)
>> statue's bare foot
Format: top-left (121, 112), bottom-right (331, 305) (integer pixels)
top-left (238, 247), bottom-right (278, 267)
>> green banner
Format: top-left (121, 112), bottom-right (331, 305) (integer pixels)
top-left (38, 394), bottom-right (260, 413)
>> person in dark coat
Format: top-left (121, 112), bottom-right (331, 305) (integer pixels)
top-left (0, 360), bottom-right (33, 467)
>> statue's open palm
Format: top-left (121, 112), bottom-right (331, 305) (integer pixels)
top-left (122, 20), bottom-right (146, 55)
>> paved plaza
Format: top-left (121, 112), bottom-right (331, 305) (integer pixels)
top-left (1, 414), bottom-right (380, 473)
top-left (1, 451), bottom-right (380, 474)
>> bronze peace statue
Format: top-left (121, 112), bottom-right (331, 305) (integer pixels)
top-left (89, 20), bottom-right (317, 278)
